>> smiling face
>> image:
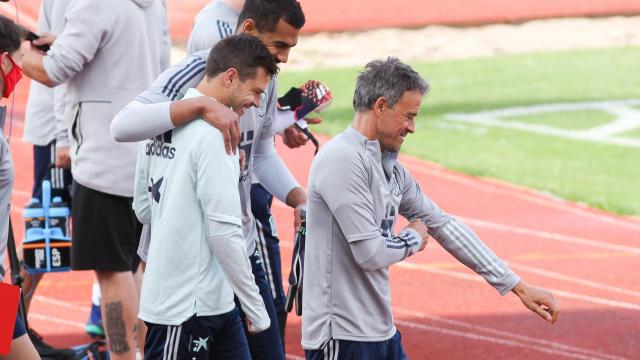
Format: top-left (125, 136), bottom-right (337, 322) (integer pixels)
top-left (228, 66), bottom-right (271, 116)
top-left (242, 18), bottom-right (299, 64)
top-left (376, 90), bottom-right (423, 152)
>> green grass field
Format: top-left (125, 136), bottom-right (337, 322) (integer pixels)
top-left (278, 47), bottom-right (640, 215)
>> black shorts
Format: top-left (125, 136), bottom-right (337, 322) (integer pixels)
top-left (144, 308), bottom-right (250, 360)
top-left (32, 141), bottom-right (73, 207)
top-left (71, 180), bottom-right (141, 272)
top-left (13, 312), bottom-right (26, 339)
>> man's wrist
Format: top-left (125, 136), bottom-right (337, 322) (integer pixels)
top-left (511, 280), bottom-right (526, 296)
top-left (285, 187), bottom-right (306, 209)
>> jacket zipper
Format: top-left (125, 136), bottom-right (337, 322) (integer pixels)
top-left (71, 102), bottom-right (83, 155)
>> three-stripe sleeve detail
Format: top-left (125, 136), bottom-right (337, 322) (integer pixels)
top-left (256, 220), bottom-right (277, 299)
top-left (161, 58), bottom-right (206, 100)
top-left (386, 231), bottom-right (419, 250)
top-left (443, 219), bottom-right (504, 279)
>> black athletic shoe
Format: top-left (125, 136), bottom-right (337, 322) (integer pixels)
top-left (28, 328), bottom-right (77, 359)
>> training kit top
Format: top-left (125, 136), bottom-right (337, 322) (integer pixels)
top-left (112, 50), bottom-right (298, 256)
top-left (186, 0), bottom-right (240, 56)
top-left (41, 0), bottom-right (169, 197)
top-left (134, 88), bottom-right (269, 329)
top-left (302, 126), bottom-right (521, 349)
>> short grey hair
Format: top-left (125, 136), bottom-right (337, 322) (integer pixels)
top-left (353, 57), bottom-right (429, 112)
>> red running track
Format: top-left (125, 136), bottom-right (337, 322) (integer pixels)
top-left (3, 0), bottom-right (640, 42)
top-left (3, 77), bottom-right (640, 358)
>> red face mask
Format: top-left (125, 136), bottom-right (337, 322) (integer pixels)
top-left (2, 53), bottom-right (23, 98)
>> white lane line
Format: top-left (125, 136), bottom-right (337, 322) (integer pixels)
top-left (285, 232), bottom-right (639, 300)
top-left (316, 131), bottom-right (638, 231)
top-left (402, 158), bottom-right (640, 231)
top-left (550, 289), bottom-right (640, 311)
top-left (29, 313), bottom-right (85, 330)
top-left (33, 295), bottom-right (91, 313)
top-left (506, 262), bottom-right (640, 299)
top-left (394, 308), bottom-right (626, 360)
top-left (285, 355), bottom-right (305, 360)
top-left (459, 216), bottom-right (640, 255)
top-left (274, 198), bottom-right (640, 254)
top-left (395, 319), bottom-right (602, 360)
top-left (278, 206), bottom-right (640, 300)
top-left (396, 263), bottom-right (640, 311)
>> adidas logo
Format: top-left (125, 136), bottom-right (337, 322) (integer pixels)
top-left (145, 131), bottom-right (176, 159)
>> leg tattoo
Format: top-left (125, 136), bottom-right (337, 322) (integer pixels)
top-left (105, 301), bottom-right (130, 355)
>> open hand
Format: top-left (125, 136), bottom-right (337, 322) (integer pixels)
top-left (201, 97), bottom-right (240, 154)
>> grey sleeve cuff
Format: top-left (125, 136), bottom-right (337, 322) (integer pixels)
top-left (55, 134), bottom-right (70, 148)
top-left (400, 228), bottom-right (424, 257)
top-left (207, 224), bottom-right (271, 332)
top-left (136, 224), bottom-right (151, 263)
top-left (350, 229), bottom-right (422, 271)
top-left (42, 53), bottom-right (74, 86)
top-left (495, 272), bottom-right (521, 296)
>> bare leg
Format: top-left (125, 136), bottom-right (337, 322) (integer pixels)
top-left (96, 270), bottom-right (138, 360)
top-left (20, 270), bottom-right (44, 313)
top-left (16, 245), bottom-right (44, 313)
top-left (133, 262), bottom-right (146, 357)
top-left (0, 334), bottom-right (39, 360)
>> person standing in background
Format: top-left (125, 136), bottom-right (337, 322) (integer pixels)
top-left (0, 13), bottom-right (40, 360)
top-left (21, 0), bottom-right (170, 358)
top-left (18, 0), bottom-right (109, 344)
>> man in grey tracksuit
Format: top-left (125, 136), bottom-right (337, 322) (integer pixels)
top-left (21, 0), bottom-right (170, 358)
top-left (302, 58), bottom-right (560, 359)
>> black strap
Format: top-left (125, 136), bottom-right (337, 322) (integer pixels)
top-left (295, 124), bottom-right (319, 155)
top-left (7, 218), bottom-right (29, 330)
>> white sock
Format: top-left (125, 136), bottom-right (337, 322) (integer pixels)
top-left (91, 281), bottom-right (101, 306)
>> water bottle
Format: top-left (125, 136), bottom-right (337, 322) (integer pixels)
top-left (47, 196), bottom-right (72, 271)
top-left (23, 181), bottom-right (72, 273)
top-left (48, 197), bottom-right (70, 237)
top-left (23, 198), bottom-right (47, 271)
top-left (23, 198), bottom-right (45, 233)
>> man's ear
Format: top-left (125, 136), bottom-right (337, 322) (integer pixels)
top-left (240, 19), bottom-right (257, 35)
top-left (223, 68), bottom-right (239, 87)
top-left (373, 96), bottom-right (387, 116)
top-left (0, 53), bottom-right (10, 74)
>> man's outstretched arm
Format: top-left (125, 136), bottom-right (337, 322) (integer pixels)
top-left (396, 163), bottom-right (559, 323)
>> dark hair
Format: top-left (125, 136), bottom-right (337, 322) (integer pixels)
top-left (237, 0), bottom-right (305, 33)
top-left (0, 15), bottom-right (24, 55)
top-left (353, 57), bottom-right (429, 111)
top-left (205, 34), bottom-right (278, 80)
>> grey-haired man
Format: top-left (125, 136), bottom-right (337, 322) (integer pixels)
top-left (302, 57), bottom-right (559, 359)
